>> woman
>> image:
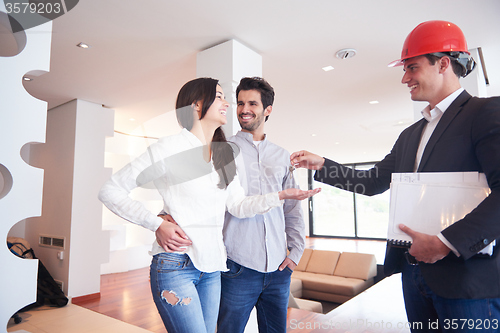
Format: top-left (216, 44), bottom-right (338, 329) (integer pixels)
top-left (98, 78), bottom-right (318, 333)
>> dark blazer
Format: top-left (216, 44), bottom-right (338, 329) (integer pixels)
top-left (315, 90), bottom-right (500, 299)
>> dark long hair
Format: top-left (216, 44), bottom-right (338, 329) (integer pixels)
top-left (175, 78), bottom-right (236, 189)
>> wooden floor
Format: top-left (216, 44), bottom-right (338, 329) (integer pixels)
top-left (74, 267), bottom-right (167, 333)
top-left (75, 237), bottom-right (387, 333)
top-left (7, 303), bottom-right (152, 333)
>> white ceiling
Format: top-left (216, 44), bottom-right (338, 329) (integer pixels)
top-left (15, 0), bottom-right (500, 163)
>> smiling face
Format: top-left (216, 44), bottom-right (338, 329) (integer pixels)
top-left (202, 85), bottom-right (229, 127)
top-left (236, 89), bottom-right (272, 135)
top-left (401, 55), bottom-right (448, 108)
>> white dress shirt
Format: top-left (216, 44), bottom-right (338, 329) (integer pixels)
top-left (414, 88), bottom-right (464, 171)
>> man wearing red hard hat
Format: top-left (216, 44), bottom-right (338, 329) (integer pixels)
top-left (291, 20), bottom-right (500, 332)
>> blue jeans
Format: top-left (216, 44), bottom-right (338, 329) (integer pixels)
top-left (217, 259), bottom-right (292, 333)
top-left (401, 264), bottom-right (500, 332)
top-left (150, 253), bottom-right (221, 333)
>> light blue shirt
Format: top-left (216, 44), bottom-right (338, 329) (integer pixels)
top-left (223, 131), bottom-right (305, 272)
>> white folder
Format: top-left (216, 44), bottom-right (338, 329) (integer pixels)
top-left (387, 172), bottom-right (492, 253)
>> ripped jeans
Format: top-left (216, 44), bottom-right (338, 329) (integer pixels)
top-left (150, 253), bottom-right (221, 333)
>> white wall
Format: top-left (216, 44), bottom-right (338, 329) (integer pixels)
top-left (100, 131), bottom-right (163, 274)
top-left (0, 4), bottom-right (51, 331)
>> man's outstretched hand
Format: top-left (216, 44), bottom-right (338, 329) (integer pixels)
top-left (290, 150), bottom-right (325, 170)
top-left (156, 214), bottom-right (192, 252)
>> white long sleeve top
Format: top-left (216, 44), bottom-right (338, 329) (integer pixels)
top-left (98, 129), bottom-right (283, 272)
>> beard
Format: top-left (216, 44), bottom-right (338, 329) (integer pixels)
top-left (238, 112), bottom-right (265, 132)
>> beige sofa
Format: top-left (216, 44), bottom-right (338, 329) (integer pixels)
top-left (288, 292), bottom-right (323, 313)
top-left (291, 248), bottom-right (377, 304)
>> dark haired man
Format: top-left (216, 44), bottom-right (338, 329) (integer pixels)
top-left (217, 77), bottom-right (305, 333)
top-left (291, 21), bottom-right (500, 332)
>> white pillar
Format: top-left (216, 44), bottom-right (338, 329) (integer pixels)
top-left (24, 100), bottom-right (113, 298)
top-left (196, 39), bottom-right (262, 136)
top-left (196, 39), bottom-right (262, 333)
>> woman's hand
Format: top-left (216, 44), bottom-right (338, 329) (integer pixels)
top-left (278, 187), bottom-right (321, 200)
top-left (155, 215), bottom-right (192, 252)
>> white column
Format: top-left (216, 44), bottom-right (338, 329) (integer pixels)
top-left (24, 100), bottom-right (113, 298)
top-left (196, 39), bottom-right (262, 136)
top-left (69, 100), bottom-right (113, 297)
top-left (196, 39), bottom-right (262, 333)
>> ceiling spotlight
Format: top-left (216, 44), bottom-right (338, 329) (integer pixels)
top-left (322, 66), bottom-right (334, 72)
top-left (77, 42), bottom-right (91, 49)
top-left (335, 48), bottom-right (357, 60)
top-left (369, 100), bottom-right (379, 104)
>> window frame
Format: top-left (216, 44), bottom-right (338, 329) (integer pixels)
top-left (307, 161), bottom-right (388, 241)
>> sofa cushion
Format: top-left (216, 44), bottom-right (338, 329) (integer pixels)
top-left (305, 250), bottom-right (340, 275)
top-left (289, 292), bottom-right (323, 313)
top-left (295, 298), bottom-right (323, 313)
top-left (296, 272), bottom-right (373, 297)
top-left (290, 278), bottom-right (302, 298)
top-left (301, 290), bottom-right (352, 304)
top-left (333, 252), bottom-right (377, 280)
top-left (295, 248), bottom-right (313, 271)
top-left (290, 270), bottom-right (309, 281)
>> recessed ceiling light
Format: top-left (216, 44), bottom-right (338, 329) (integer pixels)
top-left (335, 142), bottom-right (340, 145)
top-left (129, 118), bottom-right (136, 121)
top-left (77, 42), bottom-right (91, 49)
top-left (322, 66), bottom-right (334, 72)
top-left (22, 76), bottom-right (32, 81)
top-left (369, 100), bottom-right (379, 104)
top-left (311, 134), bottom-right (317, 137)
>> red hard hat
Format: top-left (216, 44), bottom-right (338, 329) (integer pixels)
top-left (388, 20), bottom-right (470, 67)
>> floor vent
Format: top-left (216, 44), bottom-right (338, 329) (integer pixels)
top-left (54, 279), bottom-right (64, 291)
top-left (39, 235), bottom-right (65, 249)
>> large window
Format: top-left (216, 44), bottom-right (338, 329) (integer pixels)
top-left (309, 162), bottom-right (390, 240)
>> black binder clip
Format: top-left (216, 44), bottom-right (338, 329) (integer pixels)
top-left (404, 251), bottom-right (418, 265)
